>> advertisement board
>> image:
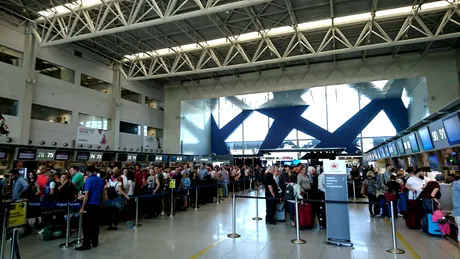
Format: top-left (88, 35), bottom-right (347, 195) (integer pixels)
top-left (76, 126), bottom-right (108, 146)
top-left (143, 136), bottom-right (163, 150)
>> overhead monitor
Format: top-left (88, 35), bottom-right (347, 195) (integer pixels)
top-left (418, 127), bottom-right (434, 151)
top-left (17, 148), bottom-right (36, 160)
top-left (170, 156), bottom-right (177, 162)
top-left (102, 152), bottom-right (115, 162)
top-left (408, 133), bottom-right (420, 153)
top-left (443, 112), bottom-right (460, 145)
top-left (136, 154), bottom-right (147, 162)
top-left (0, 147), bottom-right (7, 160)
top-left (162, 155), bottom-right (169, 162)
top-left (75, 151), bottom-right (90, 161)
top-left (397, 139), bottom-right (405, 154)
top-left (55, 151), bottom-right (70, 161)
top-left (116, 153), bottom-right (128, 162)
top-left (147, 154), bottom-right (156, 162)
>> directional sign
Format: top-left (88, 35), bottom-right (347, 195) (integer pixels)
top-left (36, 149), bottom-right (56, 161)
top-left (8, 201), bottom-right (27, 228)
top-left (88, 152), bottom-right (103, 162)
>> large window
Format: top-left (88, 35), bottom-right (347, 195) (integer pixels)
top-left (79, 113), bottom-right (111, 130)
top-left (0, 97), bottom-right (19, 116)
top-left (0, 45), bottom-right (22, 67)
top-left (120, 121), bottom-right (141, 135)
top-left (143, 126), bottom-right (157, 136)
top-left (81, 74), bottom-right (112, 94)
top-left (121, 88), bottom-right (141, 103)
top-left (213, 81), bottom-right (403, 154)
top-left (31, 104), bottom-right (72, 124)
top-left (35, 58), bottom-right (75, 83)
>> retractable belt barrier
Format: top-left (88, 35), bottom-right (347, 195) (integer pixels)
top-left (230, 194), bottom-right (405, 254)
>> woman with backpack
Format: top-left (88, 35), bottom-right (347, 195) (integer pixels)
top-left (362, 171), bottom-right (379, 217)
top-left (106, 172), bottom-right (130, 230)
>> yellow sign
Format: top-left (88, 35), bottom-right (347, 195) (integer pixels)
top-left (8, 201), bottom-right (27, 228)
top-left (169, 179), bottom-right (176, 189)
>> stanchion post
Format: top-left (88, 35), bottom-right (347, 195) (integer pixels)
top-left (9, 229), bottom-right (18, 259)
top-left (252, 188), bottom-right (262, 221)
top-left (59, 204), bottom-right (75, 249)
top-left (291, 196), bottom-right (306, 244)
top-left (169, 189), bottom-right (174, 217)
top-left (134, 197), bottom-right (142, 229)
top-left (1, 206), bottom-right (8, 259)
top-left (386, 201), bottom-right (405, 254)
top-left (216, 183), bottom-right (220, 204)
top-left (194, 187), bottom-right (199, 210)
top-left (227, 194), bottom-right (240, 238)
top-left (243, 178), bottom-right (246, 193)
top-left (352, 179), bottom-right (356, 201)
top-left (70, 211), bottom-right (83, 245)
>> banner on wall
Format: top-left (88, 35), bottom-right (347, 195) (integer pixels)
top-left (0, 113), bottom-right (10, 137)
top-left (76, 126), bottom-right (108, 145)
top-left (143, 136), bottom-right (163, 151)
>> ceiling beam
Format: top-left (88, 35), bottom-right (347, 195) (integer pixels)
top-left (40, 0), bottom-right (272, 47)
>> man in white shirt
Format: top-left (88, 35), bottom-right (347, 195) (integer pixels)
top-left (405, 168), bottom-right (424, 200)
top-left (318, 172), bottom-right (326, 196)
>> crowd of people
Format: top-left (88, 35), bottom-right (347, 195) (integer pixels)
top-left (7, 161), bottom-right (460, 250)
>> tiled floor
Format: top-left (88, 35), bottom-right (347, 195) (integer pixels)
top-left (7, 189), bottom-right (460, 259)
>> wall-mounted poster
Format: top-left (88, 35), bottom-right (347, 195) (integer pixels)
top-left (76, 126), bottom-right (108, 146)
top-left (143, 136), bottom-right (163, 151)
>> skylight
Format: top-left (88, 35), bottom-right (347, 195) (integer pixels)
top-left (37, 0), bottom-right (107, 20)
top-left (122, 0), bottom-right (458, 61)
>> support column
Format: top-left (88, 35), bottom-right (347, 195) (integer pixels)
top-left (163, 95), bottom-right (181, 154)
top-left (18, 23), bottom-right (38, 145)
top-left (111, 64), bottom-right (122, 150)
top-left (425, 56), bottom-right (460, 112)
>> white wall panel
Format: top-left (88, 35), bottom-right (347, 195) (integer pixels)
top-left (118, 132), bottom-right (143, 151)
top-left (180, 102), bottom-right (211, 155)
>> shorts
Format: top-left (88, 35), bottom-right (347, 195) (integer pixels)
top-left (456, 216), bottom-right (460, 241)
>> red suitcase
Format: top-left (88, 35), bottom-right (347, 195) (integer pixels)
top-left (295, 203), bottom-right (314, 229)
top-left (404, 192), bottom-right (421, 229)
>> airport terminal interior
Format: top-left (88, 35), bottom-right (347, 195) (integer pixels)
top-left (1, 0), bottom-right (460, 258)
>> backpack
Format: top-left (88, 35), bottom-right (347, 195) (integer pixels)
top-left (107, 181), bottom-right (119, 200)
top-left (285, 184), bottom-right (295, 201)
top-left (366, 179), bottom-right (377, 195)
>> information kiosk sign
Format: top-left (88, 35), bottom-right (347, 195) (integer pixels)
top-left (323, 159), bottom-right (352, 247)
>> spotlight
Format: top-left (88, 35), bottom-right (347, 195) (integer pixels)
top-left (129, 148), bottom-right (133, 151)
top-left (123, 147), bottom-right (127, 151)
top-left (88, 145), bottom-right (92, 148)
top-left (136, 148), bottom-right (139, 151)
top-left (97, 145), bottom-right (101, 149)
top-left (63, 143), bottom-right (68, 147)
top-left (52, 142), bottom-right (57, 146)
top-left (28, 140), bottom-right (32, 145)
top-left (105, 146), bottom-right (109, 150)
top-left (6, 138), bottom-right (12, 143)
top-left (40, 141), bottom-right (45, 145)
top-left (78, 144), bottom-right (83, 148)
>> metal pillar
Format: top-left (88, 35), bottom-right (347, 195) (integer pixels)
top-left (252, 188), bottom-right (262, 221)
top-left (227, 194), bottom-right (241, 238)
top-left (386, 201), bottom-right (405, 254)
top-left (291, 196), bottom-right (306, 244)
top-left (59, 204), bottom-right (75, 248)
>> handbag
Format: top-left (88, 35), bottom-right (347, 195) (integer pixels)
top-left (384, 192), bottom-right (398, 202)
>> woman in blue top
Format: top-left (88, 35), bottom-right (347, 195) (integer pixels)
top-left (181, 172), bottom-right (191, 210)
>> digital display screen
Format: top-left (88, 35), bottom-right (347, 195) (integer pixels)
top-left (443, 113), bottom-right (460, 145)
top-left (0, 148), bottom-right (7, 160)
top-left (418, 127), bottom-right (434, 150)
top-left (136, 154), bottom-right (147, 162)
top-left (117, 153), bottom-right (128, 162)
top-left (379, 147), bottom-right (385, 158)
top-left (188, 156), bottom-right (194, 162)
top-left (162, 155), bottom-right (169, 162)
top-left (428, 155), bottom-right (440, 171)
top-left (408, 133), bottom-right (420, 153)
top-left (55, 151), bottom-right (70, 161)
top-left (383, 146), bottom-right (390, 157)
top-left (17, 148), bottom-right (36, 160)
top-left (75, 151), bottom-right (90, 161)
top-left (390, 142), bottom-right (398, 156)
top-left (102, 152), bottom-right (115, 161)
top-left (397, 139), bottom-right (405, 154)
top-left (147, 154), bottom-right (156, 162)
top-left (171, 156), bottom-right (177, 162)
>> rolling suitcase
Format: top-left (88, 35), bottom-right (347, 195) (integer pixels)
top-left (275, 202), bottom-right (286, 221)
top-left (404, 192), bottom-right (421, 229)
top-left (427, 214), bottom-right (443, 236)
top-left (296, 203), bottom-right (314, 229)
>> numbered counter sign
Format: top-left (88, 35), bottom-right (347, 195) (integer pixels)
top-left (8, 201), bottom-right (27, 228)
top-left (169, 179), bottom-right (176, 189)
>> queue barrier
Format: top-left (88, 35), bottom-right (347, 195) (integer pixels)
top-left (0, 178), bottom-right (257, 259)
top-left (228, 194), bottom-right (405, 254)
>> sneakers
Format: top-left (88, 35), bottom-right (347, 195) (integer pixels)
top-left (374, 214), bottom-right (382, 218)
top-left (398, 213), bottom-right (404, 217)
top-left (160, 211), bottom-right (165, 216)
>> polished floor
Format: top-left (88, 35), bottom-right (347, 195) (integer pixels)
top-left (8, 189), bottom-right (460, 259)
